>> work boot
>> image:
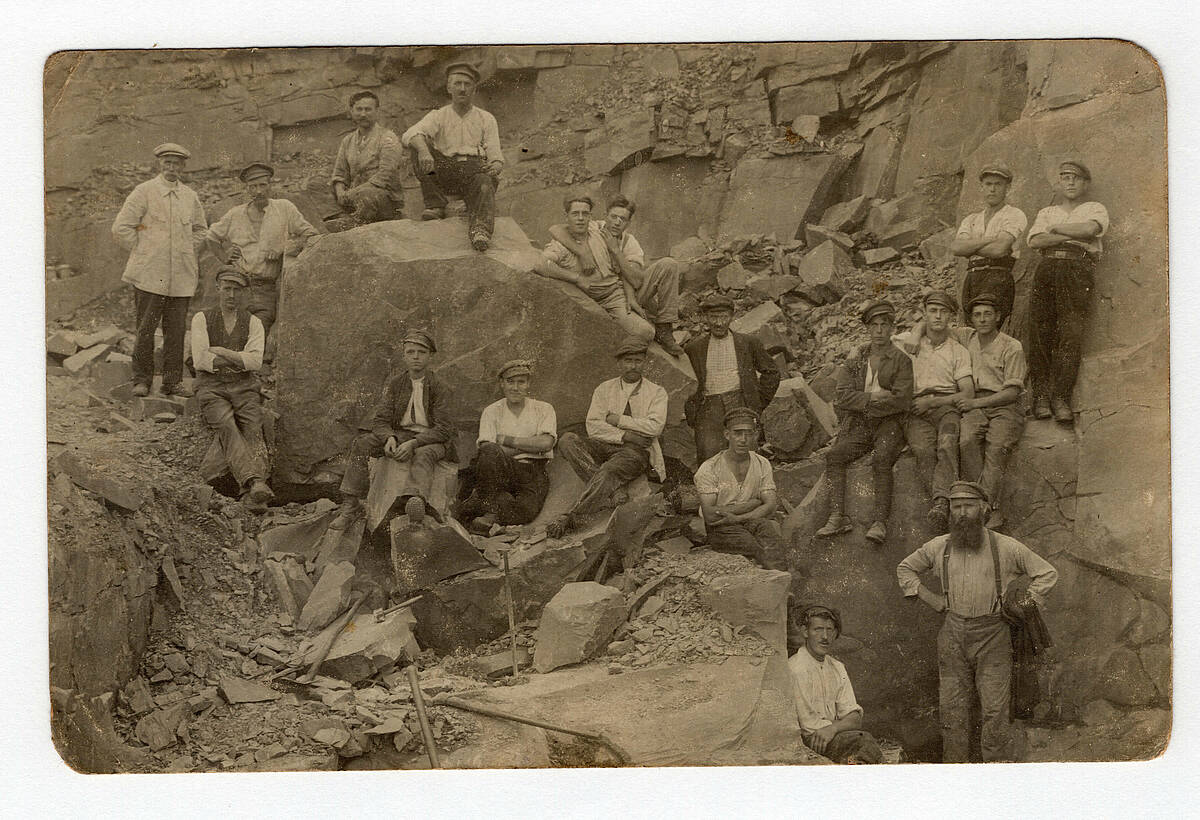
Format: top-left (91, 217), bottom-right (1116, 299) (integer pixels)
top-left (329, 496), bottom-right (363, 530)
top-left (404, 495), bottom-right (426, 527)
top-left (247, 479), bottom-right (274, 506)
top-left (421, 207), bottom-right (444, 221)
top-left (865, 521), bottom-right (887, 545)
top-left (470, 230), bottom-right (491, 252)
top-left (162, 381), bottom-right (193, 398)
top-left (546, 513), bottom-right (574, 539)
top-left (653, 322), bottom-right (684, 356)
top-left (132, 382), bottom-right (150, 397)
top-left (1033, 396), bottom-right (1052, 420)
top-left (815, 513), bottom-right (852, 537)
top-left (927, 499), bottom-right (949, 532)
top-left (1051, 397), bottom-right (1073, 424)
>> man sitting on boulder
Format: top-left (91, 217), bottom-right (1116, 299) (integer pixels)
top-left (547, 337), bottom-right (668, 539)
top-left (402, 61), bottom-right (503, 252)
top-left (530, 195), bottom-right (655, 343)
top-left (330, 91), bottom-right (404, 230)
top-left (694, 407), bottom-right (787, 571)
top-left (816, 300), bottom-right (913, 544)
top-left (190, 269), bottom-right (273, 512)
top-left (684, 294), bottom-right (781, 462)
top-left (546, 195), bottom-right (685, 356)
top-left (788, 604), bottom-right (883, 764)
top-left (951, 162), bottom-right (1028, 327)
top-left (456, 360), bottom-right (557, 534)
top-left (330, 330), bottom-right (457, 530)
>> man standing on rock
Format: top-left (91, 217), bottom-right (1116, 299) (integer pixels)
top-left (190, 269), bottom-right (273, 512)
top-left (684, 294), bottom-right (781, 462)
top-left (330, 91), bottom-right (404, 229)
top-left (897, 481), bottom-right (1057, 762)
top-left (532, 195), bottom-right (655, 343)
top-left (694, 407), bottom-right (787, 571)
top-left (205, 162), bottom-right (320, 345)
top-left (1026, 160), bottom-right (1110, 423)
top-left (788, 604), bottom-right (883, 764)
top-left (896, 290), bottom-right (974, 532)
top-left (951, 162), bottom-right (1028, 327)
top-left (455, 360), bottom-right (557, 534)
top-left (403, 62), bottom-right (503, 252)
top-left (330, 330), bottom-right (457, 530)
top-left (547, 194), bottom-right (685, 356)
top-left (112, 142), bottom-right (208, 398)
top-left (816, 300), bottom-right (913, 545)
top-left (547, 337), bottom-right (668, 539)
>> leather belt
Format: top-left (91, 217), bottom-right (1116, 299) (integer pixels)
top-left (1043, 246), bottom-right (1089, 261)
top-left (966, 256), bottom-right (1015, 273)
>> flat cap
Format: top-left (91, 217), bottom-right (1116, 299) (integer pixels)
top-left (948, 480), bottom-right (990, 504)
top-left (498, 359), bottom-right (533, 380)
top-left (922, 289), bottom-right (959, 313)
top-left (216, 268), bottom-right (249, 288)
top-left (966, 292), bottom-right (1001, 313)
top-left (860, 299), bottom-right (896, 325)
top-left (445, 61), bottom-right (480, 82)
top-left (723, 406), bottom-right (759, 428)
top-left (1059, 160), bottom-right (1091, 181)
top-left (154, 143), bottom-right (191, 159)
top-left (614, 336), bottom-right (649, 358)
top-left (402, 329), bottom-right (437, 353)
top-left (239, 162), bottom-right (274, 183)
top-left (978, 162), bottom-right (1013, 182)
top-left (701, 294), bottom-right (735, 312)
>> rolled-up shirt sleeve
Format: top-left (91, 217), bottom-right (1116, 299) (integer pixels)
top-left (1027, 207), bottom-right (1053, 241)
top-left (368, 131), bottom-right (402, 190)
top-left (897, 541), bottom-right (939, 597)
top-left (585, 384), bottom-right (626, 444)
top-left (1002, 340), bottom-right (1028, 389)
top-left (402, 109), bottom-right (440, 149)
top-left (477, 404), bottom-right (498, 446)
top-left (237, 315), bottom-right (265, 372)
top-left (998, 207), bottom-right (1028, 241)
top-left (483, 111), bottom-right (503, 165)
top-left (1074, 201), bottom-right (1110, 236)
top-left (191, 312), bottom-right (214, 373)
top-left (621, 232), bottom-right (646, 267)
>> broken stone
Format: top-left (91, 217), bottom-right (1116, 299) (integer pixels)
top-left (877, 218), bottom-right (921, 251)
top-left (121, 676), bottom-right (154, 715)
top-left (861, 247), bottom-right (900, 266)
top-left (91, 360), bottom-right (133, 393)
top-left (259, 512), bottom-right (336, 562)
top-left (53, 450), bottom-right (145, 511)
top-left (152, 412), bottom-right (177, 424)
top-left (1095, 647), bottom-right (1158, 707)
top-left (533, 582), bottom-right (629, 673)
top-left (62, 343), bottom-right (111, 375)
top-left (639, 595), bottom-right (666, 619)
top-left (149, 669), bottom-right (173, 684)
top-left (160, 556), bottom-right (186, 609)
top-left (716, 260), bottom-right (750, 291)
top-left (1126, 598), bottom-right (1170, 645)
top-left (76, 324), bottom-right (125, 349)
top-left (108, 412), bottom-right (137, 432)
top-left (657, 536), bottom-right (692, 556)
top-left (131, 395), bottom-right (186, 421)
top-left (46, 331), bottom-right (79, 358)
top-left (607, 639), bottom-right (634, 655)
top-left (748, 273), bottom-right (801, 301)
top-left (218, 675), bottom-right (282, 704)
top-left (762, 375), bottom-right (838, 459)
top-left (803, 223), bottom-right (854, 253)
top-left (820, 195), bottom-right (871, 234)
top-left (310, 519), bottom-right (365, 576)
top-left (790, 114), bottom-right (821, 142)
top-left (729, 301), bottom-right (788, 354)
top-left (163, 652), bottom-right (190, 675)
top-left (389, 517), bottom-right (489, 594)
top-left (134, 703), bottom-right (188, 751)
top-left (477, 646), bottom-right (531, 679)
top-left (106, 351), bottom-right (132, 364)
top-left (698, 569), bottom-right (791, 655)
top-left (297, 561), bottom-right (355, 633)
top-left (264, 559), bottom-right (302, 619)
top-left (796, 240), bottom-right (853, 305)
top-left (1138, 644), bottom-right (1171, 703)
top-left (297, 606), bottom-right (421, 684)
top-left (1080, 698), bottom-right (1121, 727)
top-left (301, 717), bottom-right (352, 748)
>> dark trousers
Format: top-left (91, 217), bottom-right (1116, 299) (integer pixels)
top-left (824, 414), bottom-right (906, 522)
top-left (938, 613), bottom-right (1013, 762)
top-left (961, 263), bottom-right (1015, 327)
top-left (459, 442), bottom-right (549, 525)
top-left (196, 373), bottom-right (267, 489)
top-left (248, 278), bottom-right (279, 338)
top-left (823, 730), bottom-right (884, 764)
top-left (694, 390), bottom-right (748, 462)
top-left (708, 519), bottom-right (787, 571)
top-left (905, 404), bottom-right (961, 502)
top-left (132, 286), bottom-right (189, 388)
top-left (340, 429), bottom-right (446, 500)
top-left (1030, 256), bottom-right (1095, 403)
top-left (412, 147), bottom-right (496, 237)
top-left (557, 433), bottom-right (651, 518)
top-left (959, 401), bottom-right (1025, 504)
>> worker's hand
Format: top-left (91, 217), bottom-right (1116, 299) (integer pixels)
top-left (869, 389), bottom-right (893, 404)
top-left (484, 158), bottom-right (503, 177)
top-left (606, 412), bottom-right (621, 427)
top-left (394, 439), bottom-right (418, 462)
top-left (417, 150), bottom-right (435, 175)
top-left (384, 436), bottom-right (400, 458)
top-left (628, 301), bottom-right (647, 319)
top-left (810, 724), bottom-right (838, 755)
top-left (954, 396), bottom-right (975, 413)
top-left (912, 395), bottom-right (937, 414)
top-left (227, 245), bottom-right (243, 262)
top-left (334, 188), bottom-right (350, 208)
top-left (622, 430), bottom-right (652, 449)
top-left (263, 249), bottom-right (282, 262)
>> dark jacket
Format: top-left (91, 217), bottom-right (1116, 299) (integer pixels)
top-left (683, 331), bottom-right (781, 426)
top-left (363, 370), bottom-right (457, 462)
top-left (833, 342), bottom-right (914, 421)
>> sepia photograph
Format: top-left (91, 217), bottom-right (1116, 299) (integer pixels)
top-left (40, 35), bottom-right (1171, 780)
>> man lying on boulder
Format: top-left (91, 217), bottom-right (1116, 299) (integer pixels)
top-left (547, 336), bottom-right (668, 539)
top-left (330, 329), bottom-right (457, 530)
top-left (455, 360), bottom-right (557, 534)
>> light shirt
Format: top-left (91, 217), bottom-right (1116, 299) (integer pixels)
top-left (1028, 201), bottom-right (1110, 255)
top-left (190, 311), bottom-right (265, 373)
top-left (704, 333), bottom-right (741, 395)
top-left (864, 360), bottom-right (881, 393)
top-left (949, 327), bottom-right (1026, 393)
top-left (477, 398), bottom-right (557, 461)
top-left (694, 450), bottom-right (776, 508)
top-left (401, 376), bottom-right (430, 431)
top-left (331, 123), bottom-right (403, 197)
top-left (902, 335), bottom-right (972, 396)
top-left (956, 204), bottom-right (1029, 258)
top-left (402, 104), bottom-right (504, 164)
top-left (585, 376), bottom-right (669, 481)
top-left (542, 224), bottom-right (623, 299)
top-left (788, 648), bottom-right (862, 740)
top-left (594, 221), bottom-right (646, 267)
top-left (897, 531), bottom-right (1059, 617)
top-left (112, 174), bottom-right (208, 297)
top-left (205, 199), bottom-right (319, 281)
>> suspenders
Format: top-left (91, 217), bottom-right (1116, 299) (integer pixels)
top-left (941, 530), bottom-right (1002, 615)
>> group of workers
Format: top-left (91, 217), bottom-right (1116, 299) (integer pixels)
top-left (108, 54), bottom-right (1109, 762)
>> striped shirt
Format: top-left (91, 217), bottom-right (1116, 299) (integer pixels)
top-left (704, 333), bottom-right (740, 395)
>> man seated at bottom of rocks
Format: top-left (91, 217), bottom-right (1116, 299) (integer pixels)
top-left (788, 604), bottom-right (883, 764)
top-left (693, 407), bottom-right (787, 571)
top-left (455, 360), bottom-right (558, 534)
top-left (547, 336), bottom-right (668, 538)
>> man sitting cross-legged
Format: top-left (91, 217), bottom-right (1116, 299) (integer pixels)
top-left (547, 336), bottom-right (668, 539)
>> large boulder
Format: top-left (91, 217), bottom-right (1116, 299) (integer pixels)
top-left (718, 151), bottom-right (853, 241)
top-left (761, 376), bottom-right (837, 460)
top-left (618, 157), bottom-right (726, 258)
top-left (532, 582), bottom-right (629, 672)
top-left (272, 218), bottom-right (695, 487)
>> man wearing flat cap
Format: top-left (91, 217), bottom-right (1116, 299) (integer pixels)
top-left (330, 90), bottom-right (404, 229)
top-left (547, 337), bottom-right (669, 539)
top-left (788, 603), bottom-right (883, 764)
top-left (330, 329), bottom-right (457, 530)
top-left (112, 142), bottom-right (208, 397)
top-left (951, 162), bottom-right (1029, 327)
top-left (817, 300), bottom-right (913, 544)
top-left (1026, 159), bottom-right (1111, 423)
top-left (403, 61), bottom-right (503, 251)
top-left (190, 268), bottom-right (273, 512)
top-left (897, 480), bottom-right (1057, 762)
top-left (694, 407), bottom-right (787, 571)
top-left (205, 162), bottom-right (319, 346)
top-left (894, 290), bottom-right (974, 532)
top-left (684, 294), bottom-right (781, 462)
top-left (456, 360), bottom-right (558, 533)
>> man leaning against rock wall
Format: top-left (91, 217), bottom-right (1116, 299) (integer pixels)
top-left (329, 91), bottom-right (404, 230)
top-left (951, 162), bottom-right (1028, 328)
